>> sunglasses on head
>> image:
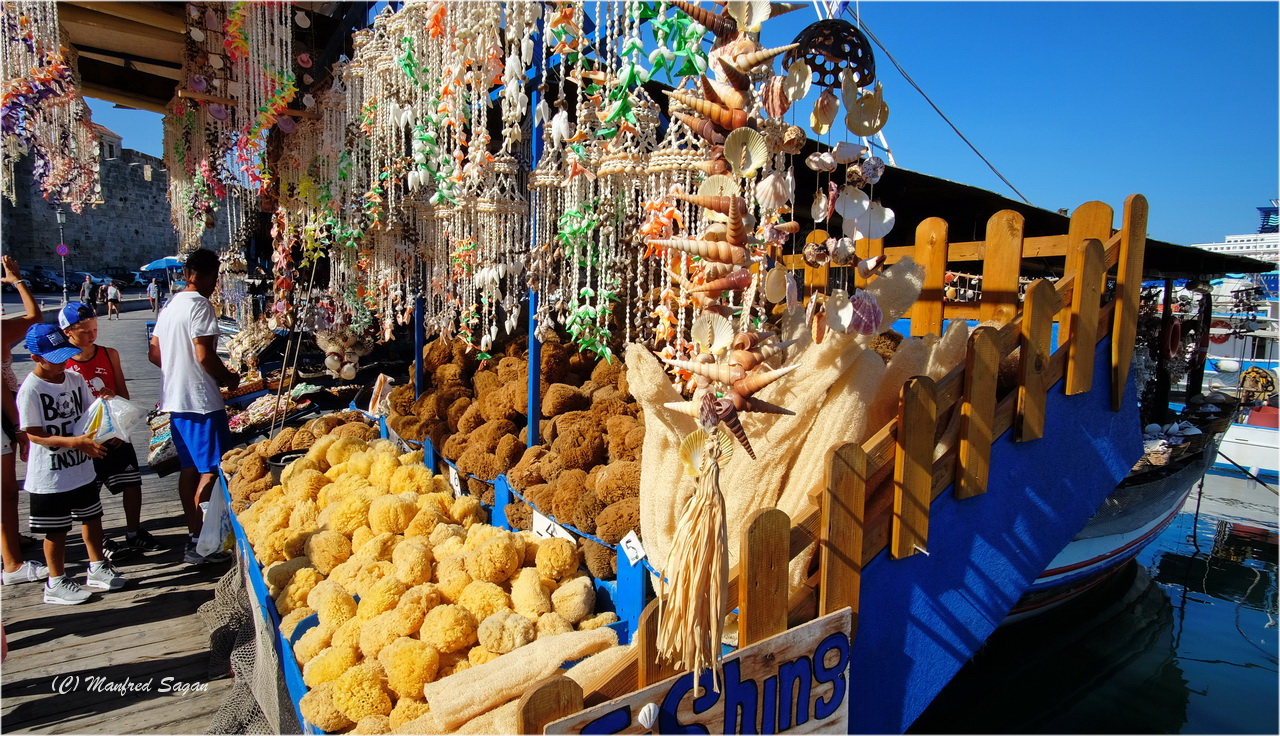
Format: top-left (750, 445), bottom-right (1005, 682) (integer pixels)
top-left (70, 305), bottom-right (94, 323)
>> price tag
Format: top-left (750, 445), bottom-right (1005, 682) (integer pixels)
top-left (447, 466), bottom-right (462, 497)
top-left (619, 530), bottom-right (646, 566)
top-left (532, 510), bottom-right (575, 542)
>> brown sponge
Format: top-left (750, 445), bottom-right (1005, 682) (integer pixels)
top-left (541, 384), bottom-right (590, 417)
top-left (597, 497), bottom-right (640, 546)
top-left (596, 461), bottom-right (640, 507)
top-left (582, 539), bottom-right (616, 580)
top-left (507, 447), bottom-right (547, 491)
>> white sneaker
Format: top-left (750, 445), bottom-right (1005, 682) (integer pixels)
top-left (85, 561), bottom-right (127, 591)
top-left (2, 560), bottom-right (49, 585)
top-left (43, 577), bottom-right (92, 605)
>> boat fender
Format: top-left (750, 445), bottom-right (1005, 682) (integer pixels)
top-left (1210, 319), bottom-right (1231, 345)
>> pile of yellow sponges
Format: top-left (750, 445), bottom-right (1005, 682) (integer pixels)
top-left (232, 421), bottom-right (621, 734)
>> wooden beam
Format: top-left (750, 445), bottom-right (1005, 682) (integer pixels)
top-left (59, 5), bottom-right (186, 46)
top-left (76, 49), bottom-right (183, 81)
top-left (1112, 194), bottom-right (1148, 410)
top-left (956, 326), bottom-right (999, 498)
top-left (892, 376), bottom-right (937, 559)
top-left (64, 1), bottom-right (187, 34)
top-left (739, 508), bottom-right (790, 646)
top-left (517, 676), bottom-right (583, 735)
top-left (979, 210), bottom-right (1025, 325)
top-left (820, 444), bottom-right (866, 619)
top-left (79, 82), bottom-right (168, 114)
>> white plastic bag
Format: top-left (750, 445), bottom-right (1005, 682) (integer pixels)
top-left (76, 399), bottom-right (128, 444)
top-left (196, 486), bottom-right (233, 557)
top-left (104, 396), bottom-right (146, 444)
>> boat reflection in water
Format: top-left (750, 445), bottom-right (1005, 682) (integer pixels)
top-left (910, 473), bottom-right (1278, 735)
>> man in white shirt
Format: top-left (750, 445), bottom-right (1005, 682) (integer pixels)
top-left (148, 249), bottom-right (239, 565)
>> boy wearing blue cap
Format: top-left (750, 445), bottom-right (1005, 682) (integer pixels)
top-left (16, 324), bottom-right (127, 605)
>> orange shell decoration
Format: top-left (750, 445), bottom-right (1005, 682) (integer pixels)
top-left (761, 76), bottom-right (791, 119)
top-left (646, 238), bottom-right (751, 265)
top-left (664, 90), bottom-right (750, 131)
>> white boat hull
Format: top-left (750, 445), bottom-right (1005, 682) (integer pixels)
top-left (1213, 422), bottom-right (1279, 480)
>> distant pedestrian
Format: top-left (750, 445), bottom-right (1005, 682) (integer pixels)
top-left (147, 279), bottom-right (159, 314)
top-left (105, 282), bottom-right (122, 320)
top-left (61, 302), bottom-right (164, 560)
top-left (2, 255), bottom-right (46, 586)
top-left (17, 323), bottom-right (126, 604)
top-left (78, 275), bottom-right (97, 315)
top-left (149, 249), bottom-right (238, 565)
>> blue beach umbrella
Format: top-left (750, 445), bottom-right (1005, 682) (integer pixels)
top-left (140, 256), bottom-right (183, 271)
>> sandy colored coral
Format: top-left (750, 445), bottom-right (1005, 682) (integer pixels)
top-left (331, 661), bottom-right (393, 722)
top-left (420, 604), bottom-right (478, 654)
top-left (535, 538), bottom-right (579, 581)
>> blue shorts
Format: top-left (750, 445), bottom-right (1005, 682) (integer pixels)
top-left (170, 411), bottom-right (232, 474)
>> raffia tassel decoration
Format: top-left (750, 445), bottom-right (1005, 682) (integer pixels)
top-left (658, 418), bottom-right (730, 694)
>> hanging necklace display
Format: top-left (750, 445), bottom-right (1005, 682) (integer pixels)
top-left (226, 1), bottom-right (296, 192)
top-left (1, 1), bottom-right (100, 211)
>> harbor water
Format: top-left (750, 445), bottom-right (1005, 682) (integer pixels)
top-left (910, 470), bottom-right (1279, 734)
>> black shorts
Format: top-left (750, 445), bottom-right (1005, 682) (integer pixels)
top-left (29, 483), bottom-right (103, 534)
top-left (108, 299), bottom-right (120, 306)
top-left (94, 441), bottom-right (141, 494)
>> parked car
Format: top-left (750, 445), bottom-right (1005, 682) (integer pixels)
top-left (64, 271), bottom-right (109, 291)
top-left (128, 271), bottom-right (148, 287)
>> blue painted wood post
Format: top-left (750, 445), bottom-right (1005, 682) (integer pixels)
top-left (413, 295), bottom-right (425, 399)
top-left (493, 475), bottom-right (513, 531)
top-left (526, 289), bottom-right (541, 448)
top-left (421, 437), bottom-right (438, 474)
top-left (614, 549), bottom-right (646, 646)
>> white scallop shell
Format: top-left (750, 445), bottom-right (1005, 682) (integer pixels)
top-left (679, 429), bottom-right (735, 477)
top-left (832, 141), bottom-right (867, 164)
top-left (804, 151), bottom-right (837, 172)
top-left (811, 88), bottom-right (839, 135)
top-left (810, 190), bottom-right (829, 223)
top-left (860, 202), bottom-right (896, 239)
top-left (698, 175), bottom-right (740, 223)
top-left (783, 60), bottom-right (811, 101)
top-left (638, 703), bottom-right (660, 730)
top-left (755, 171), bottom-right (790, 211)
top-left (841, 67), bottom-right (861, 108)
top-left (826, 289), bottom-right (854, 333)
top-left (727, 0), bottom-right (771, 31)
top-left (691, 313), bottom-right (734, 355)
top-left (724, 128), bottom-right (769, 178)
top-left (833, 185), bottom-right (870, 221)
top-left (764, 267), bottom-right (787, 303)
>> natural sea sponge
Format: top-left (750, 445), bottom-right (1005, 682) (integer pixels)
top-left (542, 384), bottom-right (589, 417)
top-left (378, 636), bottom-right (440, 699)
top-left (238, 453), bottom-right (268, 483)
top-left (394, 583), bottom-right (441, 636)
top-left (285, 468), bottom-right (332, 501)
top-left (578, 611), bottom-right (619, 631)
top-left (308, 579), bottom-right (358, 629)
top-left (323, 492), bottom-right (374, 537)
top-left (596, 497), bottom-right (640, 546)
top-left (510, 568), bottom-right (552, 620)
top-left (428, 521), bottom-right (465, 548)
top-left (264, 555), bottom-right (313, 596)
top-left (279, 606), bottom-right (315, 639)
top-left (596, 461), bottom-right (640, 506)
top-left (467, 644), bottom-right (502, 666)
top-left (303, 644), bottom-right (359, 689)
top-left (458, 580), bottom-right (512, 622)
top-left (591, 358), bottom-right (623, 389)
top-left (434, 554), bottom-right (473, 603)
top-left (504, 502), bottom-right (532, 531)
top-left (355, 532), bottom-right (400, 563)
top-left (391, 537), bottom-right (434, 586)
top-left (307, 530), bottom-right (353, 576)
top-left (326, 437), bottom-right (369, 467)
top-left (582, 539), bottom-right (616, 580)
top-left (535, 538), bottom-right (580, 581)
top-left (369, 495), bottom-right (417, 535)
top-left (389, 464), bottom-right (432, 496)
top-left (465, 536), bottom-right (520, 583)
top-left (300, 681), bottom-right (354, 733)
top-left (420, 604), bottom-right (478, 654)
top-left (293, 620), bottom-right (334, 665)
top-left (359, 609), bottom-right (405, 659)
top-left (388, 698), bottom-right (431, 731)
top-left (477, 610), bottom-right (535, 654)
top-left (331, 616), bottom-right (362, 651)
top-left (290, 428), bottom-right (317, 451)
top-left (536, 611), bottom-right (573, 639)
top-left (354, 715), bottom-right (391, 734)
top-left (551, 468), bottom-right (589, 523)
top-left (358, 575), bottom-right (410, 621)
top-left (277, 567), bottom-right (324, 616)
top-left (547, 423), bottom-right (606, 474)
top-left (450, 495), bottom-right (484, 527)
top-left (506, 446), bottom-right (547, 490)
top-left (550, 576), bottom-right (596, 625)
top-left (331, 661), bottom-right (393, 722)
top-left (571, 487), bottom-right (606, 534)
top-left (494, 434), bottom-right (524, 474)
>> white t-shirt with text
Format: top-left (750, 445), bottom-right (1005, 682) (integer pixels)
top-left (154, 291), bottom-right (225, 415)
top-left (17, 370), bottom-right (97, 493)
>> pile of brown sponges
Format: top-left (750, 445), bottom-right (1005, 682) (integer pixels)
top-left (221, 411), bottom-right (379, 513)
top-left (231, 433), bottom-right (616, 733)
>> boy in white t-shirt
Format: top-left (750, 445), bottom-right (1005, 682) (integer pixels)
top-left (16, 324), bottom-right (127, 605)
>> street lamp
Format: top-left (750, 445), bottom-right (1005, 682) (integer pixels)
top-left (56, 205), bottom-right (67, 306)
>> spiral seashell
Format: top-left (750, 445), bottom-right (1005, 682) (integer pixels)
top-left (811, 88), bottom-right (839, 135)
top-left (690, 158), bottom-right (732, 177)
top-left (712, 400), bottom-right (756, 459)
top-left (805, 151), bottom-right (838, 172)
top-left (780, 126), bottom-right (807, 155)
top-left (664, 90), bottom-right (750, 131)
top-left (732, 363), bottom-right (800, 397)
top-left (732, 331), bottom-right (775, 351)
top-left (730, 43), bottom-right (799, 74)
top-left (857, 255), bottom-right (887, 279)
top-left (714, 58), bottom-right (753, 92)
top-left (844, 289), bottom-right (883, 335)
top-left (727, 391), bottom-right (796, 415)
top-left (832, 141), bottom-right (868, 164)
top-left (693, 268), bottom-right (753, 293)
top-left (672, 112), bottom-right (726, 145)
top-left (702, 77), bottom-right (750, 110)
top-left (648, 238), bottom-right (751, 265)
top-left (729, 339), bottom-right (795, 369)
top-left (725, 197), bottom-right (747, 247)
top-left (669, 0), bottom-right (738, 40)
top-left (774, 220), bottom-right (801, 234)
top-left (803, 239), bottom-right (831, 268)
top-left (755, 171), bottom-right (790, 211)
top-left (663, 358), bottom-right (746, 385)
top-left (761, 76), bottom-right (791, 119)
top-left (672, 192), bottom-right (747, 215)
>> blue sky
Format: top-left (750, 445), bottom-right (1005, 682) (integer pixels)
top-left (86, 1), bottom-right (1278, 247)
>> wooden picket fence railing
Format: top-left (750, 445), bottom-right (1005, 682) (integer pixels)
top-left (515, 195), bottom-right (1149, 733)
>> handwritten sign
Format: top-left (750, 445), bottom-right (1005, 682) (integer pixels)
top-left (532, 509), bottom-right (575, 542)
top-left (545, 608), bottom-right (853, 734)
top-left (447, 466), bottom-right (462, 497)
top-left (619, 530), bottom-right (646, 566)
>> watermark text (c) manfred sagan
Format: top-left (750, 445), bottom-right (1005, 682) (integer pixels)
top-left (51, 675), bottom-right (209, 696)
